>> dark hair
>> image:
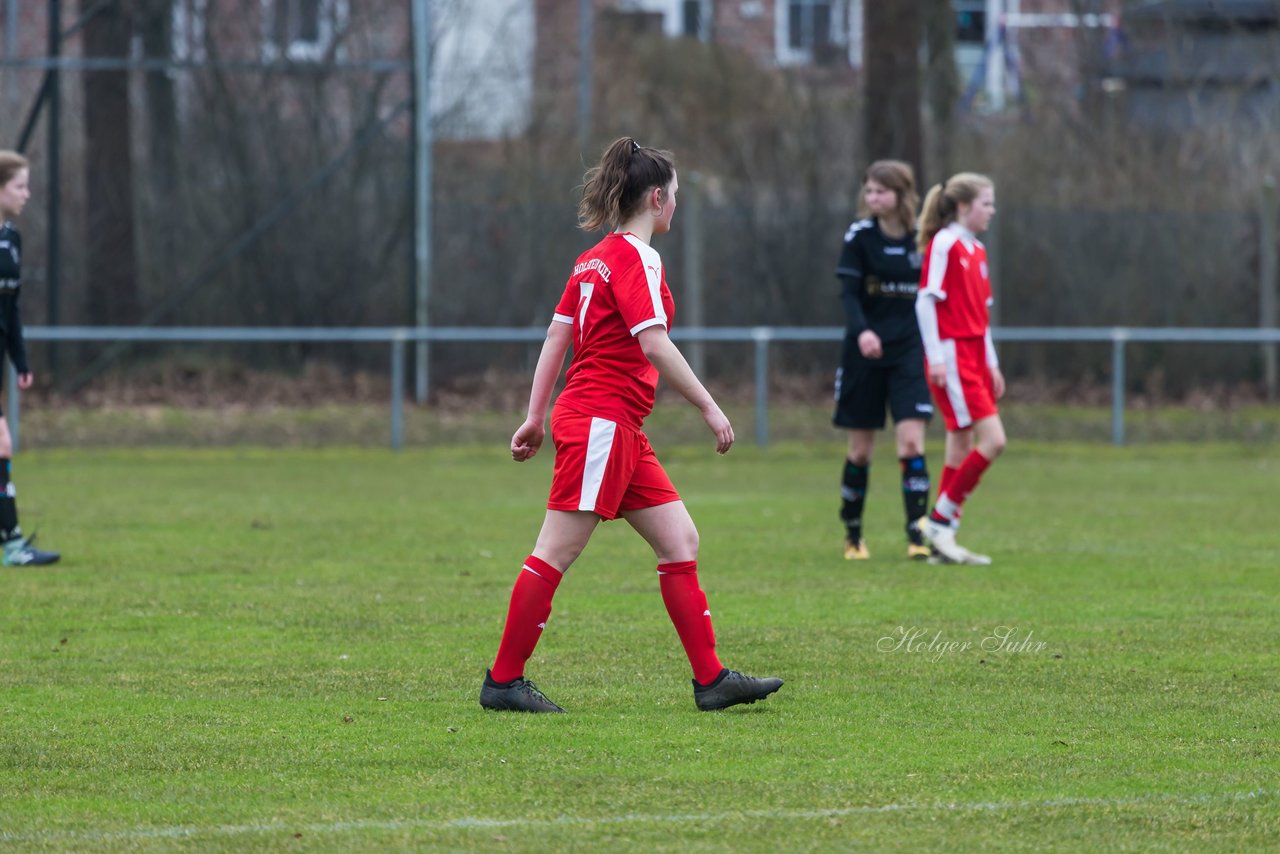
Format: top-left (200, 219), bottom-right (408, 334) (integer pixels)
top-left (917, 171), bottom-right (993, 253)
top-left (577, 137), bottom-right (676, 232)
top-left (0, 150), bottom-right (29, 189)
top-left (858, 159), bottom-right (919, 230)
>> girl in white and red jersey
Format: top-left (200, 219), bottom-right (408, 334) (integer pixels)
top-left (913, 173), bottom-right (1007, 566)
top-left (479, 137), bottom-right (783, 713)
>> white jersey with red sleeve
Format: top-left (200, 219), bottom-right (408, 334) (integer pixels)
top-left (916, 222), bottom-right (992, 364)
top-left (551, 232), bottom-right (675, 429)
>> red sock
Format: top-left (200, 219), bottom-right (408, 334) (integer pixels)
top-left (657, 560), bottom-right (723, 685)
top-left (929, 464), bottom-right (964, 523)
top-left (938, 465), bottom-right (959, 503)
top-left (490, 555), bottom-right (562, 683)
top-left (946, 449), bottom-right (993, 507)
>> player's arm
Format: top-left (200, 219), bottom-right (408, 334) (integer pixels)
top-left (985, 328), bottom-right (1005, 399)
top-left (511, 320), bottom-right (573, 461)
top-left (5, 234), bottom-right (31, 387)
top-left (838, 276), bottom-right (868, 337)
top-left (916, 237), bottom-right (952, 386)
top-left (836, 231), bottom-right (882, 358)
top-left (637, 326), bottom-right (734, 455)
top-left (914, 293), bottom-right (945, 387)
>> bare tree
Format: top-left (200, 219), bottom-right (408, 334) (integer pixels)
top-left (134, 0), bottom-right (182, 292)
top-left (81, 0), bottom-right (139, 325)
top-left (922, 0), bottom-right (958, 183)
top-left (863, 0), bottom-right (922, 178)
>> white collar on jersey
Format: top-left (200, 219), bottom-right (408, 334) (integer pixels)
top-left (946, 221), bottom-right (977, 250)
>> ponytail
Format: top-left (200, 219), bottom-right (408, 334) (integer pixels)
top-left (917, 172), bottom-right (993, 253)
top-left (577, 137), bottom-right (676, 232)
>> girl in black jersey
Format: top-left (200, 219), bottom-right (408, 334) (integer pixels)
top-left (832, 160), bottom-right (933, 561)
top-left (0, 151), bottom-right (60, 566)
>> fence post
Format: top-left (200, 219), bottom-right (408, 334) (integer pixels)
top-left (753, 327), bottom-right (770, 447)
top-left (391, 334), bottom-right (406, 451)
top-left (412, 0), bottom-right (432, 405)
top-left (1111, 328), bottom-right (1127, 446)
top-left (7, 362), bottom-right (17, 453)
top-left (1261, 176), bottom-right (1278, 401)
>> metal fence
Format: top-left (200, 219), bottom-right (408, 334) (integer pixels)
top-left (9, 326), bottom-right (1280, 451)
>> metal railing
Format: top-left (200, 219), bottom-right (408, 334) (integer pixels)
top-left (8, 326), bottom-right (1280, 450)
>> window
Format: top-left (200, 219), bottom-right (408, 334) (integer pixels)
top-left (261, 0), bottom-right (348, 62)
top-left (955, 0), bottom-right (987, 46)
top-left (777, 0), bottom-right (848, 66)
top-left (681, 0), bottom-right (711, 41)
top-left (788, 1), bottom-right (831, 50)
top-left (171, 0), bottom-right (207, 62)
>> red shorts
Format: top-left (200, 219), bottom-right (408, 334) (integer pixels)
top-left (929, 337), bottom-right (998, 431)
top-left (547, 408), bottom-right (680, 520)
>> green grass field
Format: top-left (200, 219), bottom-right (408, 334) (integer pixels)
top-left (1, 439), bottom-right (1277, 851)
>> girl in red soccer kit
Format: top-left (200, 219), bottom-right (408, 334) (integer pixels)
top-left (479, 137), bottom-right (783, 712)
top-left (913, 173), bottom-right (1007, 565)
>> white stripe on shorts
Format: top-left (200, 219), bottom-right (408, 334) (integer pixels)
top-left (579, 417), bottom-right (617, 512)
top-left (942, 339), bottom-right (973, 428)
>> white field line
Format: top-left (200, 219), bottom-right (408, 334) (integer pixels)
top-left (1, 789), bottom-right (1271, 844)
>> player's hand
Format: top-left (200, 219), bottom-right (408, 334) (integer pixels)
top-left (990, 366), bottom-right (1006, 400)
top-left (857, 330), bottom-right (883, 359)
top-left (510, 419), bottom-right (545, 462)
top-left (16, 372), bottom-right (33, 391)
top-left (701, 404), bottom-right (734, 455)
top-left (927, 362), bottom-right (946, 387)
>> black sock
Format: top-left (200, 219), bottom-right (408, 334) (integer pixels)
top-left (841, 460), bottom-right (868, 542)
top-left (900, 455), bottom-right (930, 542)
top-left (0, 458), bottom-right (20, 543)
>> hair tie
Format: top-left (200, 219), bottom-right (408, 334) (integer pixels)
top-left (631, 140), bottom-right (641, 154)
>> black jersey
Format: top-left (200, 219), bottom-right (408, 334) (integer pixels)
top-left (0, 223), bottom-right (30, 374)
top-left (835, 217), bottom-right (924, 346)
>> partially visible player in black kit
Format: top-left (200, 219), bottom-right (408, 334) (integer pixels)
top-left (0, 151), bottom-right (60, 566)
top-left (833, 159), bottom-right (932, 561)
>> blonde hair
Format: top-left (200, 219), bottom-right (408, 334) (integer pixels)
top-left (858, 159), bottom-right (919, 230)
top-left (917, 172), bottom-right (993, 253)
top-left (577, 137), bottom-right (676, 232)
top-left (0, 150), bottom-right (29, 189)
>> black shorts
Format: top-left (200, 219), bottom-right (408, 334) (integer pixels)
top-left (832, 335), bottom-right (933, 430)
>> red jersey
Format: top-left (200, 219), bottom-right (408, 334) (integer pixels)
top-left (918, 222), bottom-right (991, 340)
top-left (551, 232), bottom-right (674, 429)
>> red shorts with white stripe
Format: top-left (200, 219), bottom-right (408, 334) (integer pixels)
top-left (929, 337), bottom-right (998, 431)
top-left (546, 408), bottom-right (680, 520)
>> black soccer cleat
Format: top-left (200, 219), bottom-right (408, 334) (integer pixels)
top-left (2, 533), bottom-right (60, 567)
top-left (479, 670), bottom-right (565, 713)
top-left (693, 668), bottom-right (784, 711)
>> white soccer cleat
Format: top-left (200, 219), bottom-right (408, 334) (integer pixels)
top-left (919, 517), bottom-right (973, 565)
top-left (918, 518), bottom-right (992, 566)
top-left (954, 545), bottom-right (992, 566)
